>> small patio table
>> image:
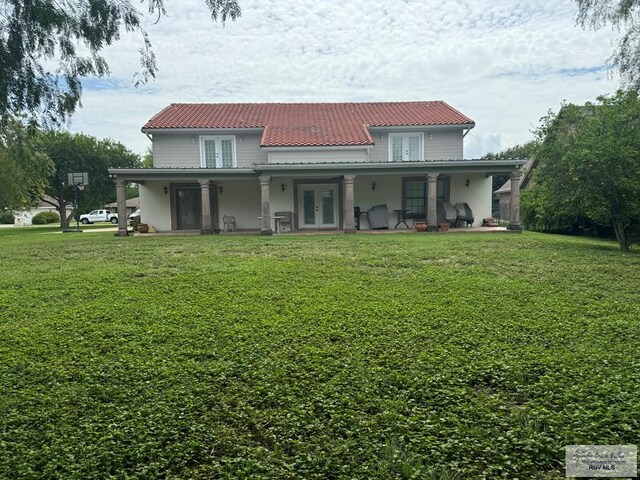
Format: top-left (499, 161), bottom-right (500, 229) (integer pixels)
top-left (393, 209), bottom-right (411, 229)
top-left (258, 216), bottom-right (286, 234)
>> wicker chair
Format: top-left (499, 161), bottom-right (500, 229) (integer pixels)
top-left (454, 203), bottom-right (474, 227)
top-left (223, 215), bottom-right (236, 232)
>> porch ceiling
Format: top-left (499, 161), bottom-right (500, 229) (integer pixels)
top-left (108, 168), bottom-right (256, 182)
top-left (253, 159), bottom-right (527, 177)
top-left (109, 158), bottom-right (527, 181)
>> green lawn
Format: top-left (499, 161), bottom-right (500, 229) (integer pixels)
top-left (0, 230), bottom-right (638, 479)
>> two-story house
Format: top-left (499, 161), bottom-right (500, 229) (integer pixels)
top-left (109, 101), bottom-right (526, 235)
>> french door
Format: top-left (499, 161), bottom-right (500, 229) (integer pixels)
top-left (299, 185), bottom-right (338, 229)
top-left (173, 184), bottom-right (219, 231)
top-left (175, 187), bottom-right (201, 230)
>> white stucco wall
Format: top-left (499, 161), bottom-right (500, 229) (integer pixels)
top-left (140, 180), bottom-right (263, 232)
top-left (449, 173), bottom-right (492, 226)
top-left (218, 180), bottom-right (261, 230)
top-left (139, 181), bottom-right (172, 231)
top-left (138, 173), bottom-right (491, 232)
top-left (354, 175), bottom-right (403, 229)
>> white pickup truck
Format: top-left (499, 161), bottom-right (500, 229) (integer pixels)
top-left (79, 209), bottom-right (118, 224)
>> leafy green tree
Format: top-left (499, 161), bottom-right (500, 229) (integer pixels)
top-left (0, 118), bottom-right (53, 211)
top-left (483, 141), bottom-right (538, 191)
top-left (142, 146), bottom-right (154, 168)
top-left (575, 0), bottom-right (640, 90)
top-left (527, 91), bottom-right (640, 251)
top-left (38, 131), bottom-right (141, 229)
top-left (0, 0), bottom-right (241, 128)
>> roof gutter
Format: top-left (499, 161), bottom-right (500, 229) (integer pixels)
top-left (462, 123), bottom-right (475, 138)
top-left (367, 123), bottom-right (475, 132)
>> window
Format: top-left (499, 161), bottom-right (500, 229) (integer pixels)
top-left (389, 133), bottom-right (423, 162)
top-left (402, 177), bottom-right (449, 219)
top-left (200, 136), bottom-right (236, 168)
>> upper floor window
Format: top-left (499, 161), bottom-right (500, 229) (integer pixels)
top-left (389, 133), bottom-right (423, 162)
top-left (200, 135), bottom-right (236, 168)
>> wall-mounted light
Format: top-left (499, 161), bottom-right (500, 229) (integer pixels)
top-left (371, 181), bottom-right (376, 191)
top-left (281, 183), bottom-right (286, 192)
top-left (465, 178), bottom-right (470, 188)
top-left (163, 186), bottom-right (168, 195)
top-left (380, 134), bottom-right (384, 140)
top-left (239, 136), bottom-right (244, 143)
top-left (218, 185), bottom-right (223, 194)
top-left (191, 136), bottom-right (196, 143)
top-left (429, 133), bottom-right (433, 141)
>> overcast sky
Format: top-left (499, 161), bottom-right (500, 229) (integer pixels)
top-left (68, 0), bottom-right (618, 158)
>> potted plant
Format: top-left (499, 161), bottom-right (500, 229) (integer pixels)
top-left (415, 221), bottom-right (427, 232)
top-left (130, 216), bottom-right (148, 233)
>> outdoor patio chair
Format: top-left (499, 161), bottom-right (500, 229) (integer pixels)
top-left (223, 215), bottom-right (236, 232)
top-left (439, 201), bottom-right (458, 226)
top-left (367, 204), bottom-right (389, 229)
top-left (274, 211), bottom-right (292, 233)
top-left (454, 203), bottom-right (474, 227)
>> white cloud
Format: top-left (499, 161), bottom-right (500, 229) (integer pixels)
top-left (68, 0), bottom-right (619, 158)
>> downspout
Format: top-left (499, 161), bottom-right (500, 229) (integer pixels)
top-left (462, 127), bottom-right (473, 138)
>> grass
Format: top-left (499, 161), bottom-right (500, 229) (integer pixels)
top-left (0, 223), bottom-right (116, 237)
top-left (0, 230), bottom-right (638, 479)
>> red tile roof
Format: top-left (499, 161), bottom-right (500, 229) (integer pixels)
top-left (142, 101), bottom-right (474, 147)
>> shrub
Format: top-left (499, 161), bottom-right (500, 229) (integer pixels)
top-left (32, 211), bottom-right (60, 225)
top-left (0, 211), bottom-right (14, 224)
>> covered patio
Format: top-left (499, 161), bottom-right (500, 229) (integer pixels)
top-left (109, 158), bottom-right (526, 236)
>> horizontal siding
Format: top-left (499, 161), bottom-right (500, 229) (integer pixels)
top-left (269, 150), bottom-right (367, 164)
top-left (151, 129), bottom-right (463, 167)
top-left (368, 129), bottom-right (464, 162)
top-left (153, 134), bottom-right (199, 168)
top-left (237, 135), bottom-right (268, 167)
top-left (153, 133), bottom-right (267, 168)
top-left (426, 129), bottom-right (463, 160)
top-left (368, 133), bottom-right (389, 163)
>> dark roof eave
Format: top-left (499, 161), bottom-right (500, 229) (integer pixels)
top-left (255, 159), bottom-right (526, 170)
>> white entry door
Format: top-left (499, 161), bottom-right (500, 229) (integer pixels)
top-left (299, 185), bottom-right (338, 228)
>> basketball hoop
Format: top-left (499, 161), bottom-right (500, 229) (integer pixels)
top-left (65, 172), bottom-right (89, 233)
top-left (68, 172), bottom-right (89, 190)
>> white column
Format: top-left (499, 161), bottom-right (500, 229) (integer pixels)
top-left (199, 179), bottom-right (213, 234)
top-left (259, 175), bottom-right (272, 235)
top-left (344, 175), bottom-right (356, 233)
top-left (508, 171), bottom-right (522, 232)
top-left (426, 173), bottom-right (439, 231)
top-left (115, 179), bottom-right (129, 237)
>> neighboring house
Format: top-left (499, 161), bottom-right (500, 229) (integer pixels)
top-left (494, 158), bottom-right (535, 222)
top-left (105, 197), bottom-right (140, 217)
top-left (109, 101), bottom-right (526, 235)
top-left (12, 195), bottom-right (74, 225)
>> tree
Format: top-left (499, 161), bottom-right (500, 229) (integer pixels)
top-left (575, 0), bottom-right (640, 90)
top-left (0, 0), bottom-right (241, 128)
top-left (142, 146), bottom-right (154, 168)
top-left (38, 131), bottom-right (141, 229)
top-left (483, 141), bottom-right (538, 192)
top-left (527, 91), bottom-right (640, 251)
top-left (0, 118), bottom-right (53, 211)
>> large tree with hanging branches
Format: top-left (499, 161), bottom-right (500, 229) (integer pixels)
top-left (0, 0), bottom-right (241, 128)
top-left (576, 0), bottom-right (640, 90)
